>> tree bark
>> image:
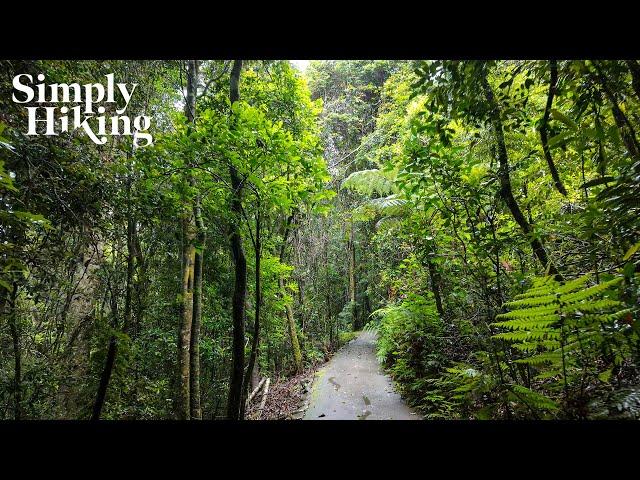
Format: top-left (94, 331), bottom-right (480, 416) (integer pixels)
top-left (240, 207), bottom-right (261, 419)
top-left (177, 59), bottom-right (199, 420)
top-left (7, 283), bottom-right (21, 420)
top-left (91, 335), bottom-right (116, 420)
top-left (226, 59), bottom-right (247, 420)
top-left (279, 213), bottom-right (303, 373)
top-left (125, 190), bottom-right (135, 334)
top-left (178, 213), bottom-right (196, 420)
top-left (280, 276), bottom-right (303, 373)
top-left (348, 218), bottom-right (358, 330)
top-left (257, 377), bottom-right (270, 419)
top-left (190, 196), bottom-right (204, 420)
top-left (91, 280), bottom-right (119, 421)
top-left (248, 377), bottom-right (266, 404)
top-left (257, 378), bottom-right (271, 420)
top-left (479, 66), bottom-right (559, 276)
top-left (539, 60), bottom-right (568, 196)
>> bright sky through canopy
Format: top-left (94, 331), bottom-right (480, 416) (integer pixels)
top-left (291, 60), bottom-right (310, 72)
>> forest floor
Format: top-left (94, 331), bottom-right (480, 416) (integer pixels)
top-left (303, 331), bottom-right (421, 420)
top-left (245, 366), bottom-right (318, 420)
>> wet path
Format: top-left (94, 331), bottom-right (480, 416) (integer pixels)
top-left (303, 331), bottom-right (420, 420)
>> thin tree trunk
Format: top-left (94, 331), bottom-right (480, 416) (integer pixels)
top-left (279, 213), bottom-right (303, 373)
top-left (348, 218), bottom-right (358, 330)
top-left (539, 59), bottom-right (568, 196)
top-left (7, 283), bottom-right (21, 420)
top-left (92, 280), bottom-right (119, 421)
top-left (177, 59), bottom-right (199, 420)
top-left (325, 237), bottom-right (334, 347)
top-left (479, 66), bottom-right (559, 277)
top-left (226, 59), bottom-right (247, 420)
top-left (125, 179), bottom-right (135, 334)
top-left (280, 277), bottom-right (303, 373)
top-left (241, 207), bottom-right (261, 419)
top-left (424, 246), bottom-right (445, 317)
top-left (91, 335), bottom-right (116, 420)
top-left (190, 196), bottom-right (204, 420)
top-left (178, 214), bottom-right (196, 420)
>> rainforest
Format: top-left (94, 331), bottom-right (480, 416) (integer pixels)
top-left (1, 59), bottom-right (639, 421)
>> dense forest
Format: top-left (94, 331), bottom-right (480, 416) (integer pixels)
top-left (1, 59), bottom-right (639, 420)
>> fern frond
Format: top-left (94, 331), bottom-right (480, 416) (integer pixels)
top-left (493, 330), bottom-right (560, 342)
top-left (492, 315), bottom-right (559, 329)
top-left (564, 299), bottom-right (623, 314)
top-left (508, 384), bottom-right (560, 411)
top-left (512, 340), bottom-right (560, 352)
top-left (495, 306), bottom-right (558, 321)
top-left (342, 169), bottom-right (396, 196)
top-left (561, 277), bottom-right (622, 304)
top-left (504, 293), bottom-right (558, 309)
top-left (515, 351), bottom-right (562, 365)
top-left (368, 194), bottom-right (407, 215)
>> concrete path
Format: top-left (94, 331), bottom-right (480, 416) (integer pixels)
top-left (303, 330), bottom-right (420, 420)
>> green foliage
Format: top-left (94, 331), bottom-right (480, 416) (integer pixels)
top-left (372, 294), bottom-right (457, 416)
top-left (3, 58), bottom-right (640, 421)
top-left (488, 273), bottom-right (639, 417)
top-left (338, 330), bottom-right (360, 345)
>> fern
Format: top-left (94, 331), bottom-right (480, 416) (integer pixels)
top-left (343, 169), bottom-right (408, 221)
top-left (352, 193), bottom-right (407, 220)
top-left (342, 168), bottom-right (396, 196)
top-left (491, 272), bottom-right (637, 417)
top-left (507, 384), bottom-right (560, 412)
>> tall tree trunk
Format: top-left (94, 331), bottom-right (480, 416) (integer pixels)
top-left (241, 208), bottom-right (261, 418)
top-left (91, 336), bottom-right (116, 420)
top-left (279, 213), bottom-right (303, 373)
top-left (7, 283), bottom-right (21, 420)
top-left (124, 176), bottom-right (138, 414)
top-left (177, 59), bottom-right (199, 420)
top-left (93, 165), bottom-right (137, 421)
top-left (190, 197), bottom-right (204, 420)
top-left (348, 218), bottom-right (358, 330)
top-left (178, 213), bottom-right (196, 420)
top-left (324, 234), bottom-right (335, 348)
top-left (125, 180), bottom-right (135, 334)
top-left (479, 66), bottom-right (559, 277)
top-left (539, 59), bottom-right (568, 196)
top-left (92, 280), bottom-right (119, 421)
top-left (226, 59), bottom-right (247, 420)
top-left (280, 277), bottom-right (303, 373)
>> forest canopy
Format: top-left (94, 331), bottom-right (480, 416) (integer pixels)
top-left (1, 59), bottom-right (639, 420)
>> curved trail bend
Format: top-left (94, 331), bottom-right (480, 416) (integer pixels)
top-left (303, 331), bottom-right (420, 420)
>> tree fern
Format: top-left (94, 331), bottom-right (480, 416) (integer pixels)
top-left (342, 168), bottom-right (396, 196)
top-left (352, 193), bottom-right (407, 220)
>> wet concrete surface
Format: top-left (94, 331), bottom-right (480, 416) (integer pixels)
top-left (303, 330), bottom-right (421, 420)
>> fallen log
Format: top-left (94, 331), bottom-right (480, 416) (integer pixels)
top-left (248, 377), bottom-right (266, 404)
top-left (257, 378), bottom-right (270, 419)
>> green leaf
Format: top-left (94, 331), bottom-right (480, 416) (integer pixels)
top-left (550, 109), bottom-right (578, 131)
top-left (623, 241), bottom-right (640, 261)
top-left (598, 368), bottom-right (613, 383)
top-left (548, 130), bottom-right (574, 148)
top-left (581, 176), bottom-right (614, 189)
